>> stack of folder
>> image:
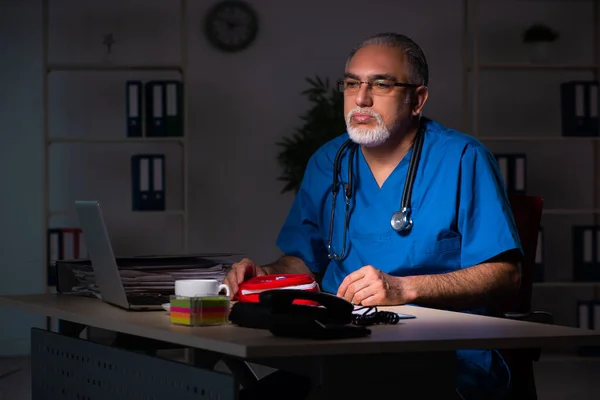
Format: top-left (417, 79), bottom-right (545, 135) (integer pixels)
top-left (561, 80), bottom-right (599, 137)
top-left (47, 227), bottom-right (87, 286)
top-left (126, 80), bottom-right (184, 138)
top-left (131, 154), bottom-right (165, 211)
top-left (572, 226), bottom-right (600, 282)
top-left (494, 153), bottom-right (527, 195)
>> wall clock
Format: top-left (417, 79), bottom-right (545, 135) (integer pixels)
top-left (204, 1), bottom-right (259, 52)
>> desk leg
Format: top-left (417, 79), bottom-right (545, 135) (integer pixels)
top-left (191, 348), bottom-right (223, 369)
top-left (57, 320), bottom-right (86, 338)
top-left (250, 351), bottom-right (457, 400)
top-left (312, 352), bottom-right (457, 399)
top-left (220, 357), bottom-right (259, 388)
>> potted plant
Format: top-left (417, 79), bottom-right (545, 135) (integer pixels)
top-left (276, 76), bottom-right (346, 194)
top-left (522, 23), bottom-right (559, 63)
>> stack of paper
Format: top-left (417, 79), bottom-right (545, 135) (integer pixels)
top-left (58, 255), bottom-right (234, 298)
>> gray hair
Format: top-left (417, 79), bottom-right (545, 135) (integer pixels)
top-left (345, 32), bottom-right (429, 87)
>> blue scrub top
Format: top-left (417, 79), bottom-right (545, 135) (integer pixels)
top-left (276, 117), bottom-right (522, 398)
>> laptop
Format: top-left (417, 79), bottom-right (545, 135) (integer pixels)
top-left (74, 200), bottom-right (169, 311)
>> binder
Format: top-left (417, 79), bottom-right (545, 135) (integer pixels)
top-left (47, 228), bottom-right (63, 286)
top-left (47, 227), bottom-right (86, 286)
top-left (494, 154), bottom-right (527, 195)
top-left (572, 226), bottom-right (600, 281)
top-left (131, 154), bottom-right (166, 211)
top-left (61, 228), bottom-right (86, 260)
top-left (164, 80), bottom-right (184, 137)
top-left (126, 80), bottom-right (143, 137)
top-left (578, 300), bottom-right (592, 330)
top-left (577, 300), bottom-right (600, 355)
top-left (561, 80), bottom-right (600, 136)
top-left (145, 81), bottom-right (167, 137)
top-left (534, 227), bottom-right (544, 282)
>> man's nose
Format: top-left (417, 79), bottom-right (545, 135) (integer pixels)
top-left (355, 83), bottom-right (373, 108)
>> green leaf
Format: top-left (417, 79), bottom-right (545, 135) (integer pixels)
top-left (276, 75), bottom-right (347, 194)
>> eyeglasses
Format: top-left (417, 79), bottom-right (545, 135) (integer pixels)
top-left (337, 79), bottom-right (420, 95)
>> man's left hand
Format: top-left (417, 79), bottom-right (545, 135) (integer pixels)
top-left (336, 265), bottom-right (406, 306)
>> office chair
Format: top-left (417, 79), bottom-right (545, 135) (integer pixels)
top-left (494, 194), bottom-right (553, 400)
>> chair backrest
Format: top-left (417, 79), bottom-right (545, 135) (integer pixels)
top-left (506, 194), bottom-right (544, 313)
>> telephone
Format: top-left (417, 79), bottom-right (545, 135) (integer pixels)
top-left (236, 274), bottom-right (320, 305)
top-left (229, 289), bottom-right (372, 339)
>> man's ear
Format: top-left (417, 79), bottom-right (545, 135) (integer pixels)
top-left (412, 86), bottom-right (429, 117)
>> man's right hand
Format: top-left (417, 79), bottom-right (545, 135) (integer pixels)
top-left (222, 258), bottom-right (266, 300)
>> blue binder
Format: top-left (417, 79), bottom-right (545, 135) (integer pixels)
top-left (131, 154), bottom-right (165, 211)
top-left (145, 81), bottom-right (167, 137)
top-left (493, 153), bottom-right (527, 195)
top-left (572, 226), bottom-right (600, 281)
top-left (561, 80), bottom-right (599, 137)
top-left (126, 80), bottom-right (143, 137)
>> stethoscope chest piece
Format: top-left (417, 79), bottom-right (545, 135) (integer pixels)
top-left (327, 121), bottom-right (425, 259)
top-left (390, 208), bottom-right (413, 233)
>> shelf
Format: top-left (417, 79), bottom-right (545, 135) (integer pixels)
top-left (467, 63), bottom-right (600, 71)
top-left (49, 210), bottom-right (185, 217)
top-left (543, 209), bottom-right (600, 215)
top-left (48, 137), bottom-right (184, 144)
top-left (533, 282), bottom-right (600, 288)
top-left (478, 136), bottom-right (600, 141)
top-left (47, 64), bottom-right (183, 72)
top-left (40, 0), bottom-right (191, 336)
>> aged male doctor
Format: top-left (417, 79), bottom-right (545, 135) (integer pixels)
top-left (223, 32), bottom-right (522, 399)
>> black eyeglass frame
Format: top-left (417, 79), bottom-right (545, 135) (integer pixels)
top-left (337, 79), bottom-right (422, 93)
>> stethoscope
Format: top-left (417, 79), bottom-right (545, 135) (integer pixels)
top-left (326, 123), bottom-right (426, 261)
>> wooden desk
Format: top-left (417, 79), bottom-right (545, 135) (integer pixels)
top-left (3, 293), bottom-right (600, 399)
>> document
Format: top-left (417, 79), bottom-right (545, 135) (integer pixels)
top-left (63, 262), bottom-right (229, 298)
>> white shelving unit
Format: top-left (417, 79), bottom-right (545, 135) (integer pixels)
top-left (462, 0), bottom-right (600, 292)
top-left (41, 0), bottom-right (190, 291)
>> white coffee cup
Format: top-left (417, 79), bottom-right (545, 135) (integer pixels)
top-left (175, 279), bottom-right (230, 298)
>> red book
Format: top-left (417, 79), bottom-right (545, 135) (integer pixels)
top-left (236, 274), bottom-right (320, 305)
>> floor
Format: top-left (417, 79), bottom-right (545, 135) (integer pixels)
top-left (0, 353), bottom-right (599, 399)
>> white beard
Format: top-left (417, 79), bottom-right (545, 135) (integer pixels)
top-left (345, 107), bottom-right (391, 147)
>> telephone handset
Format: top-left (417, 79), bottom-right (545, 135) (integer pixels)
top-left (229, 289), bottom-right (372, 339)
top-left (259, 289), bottom-right (354, 321)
